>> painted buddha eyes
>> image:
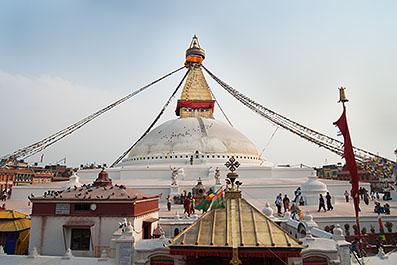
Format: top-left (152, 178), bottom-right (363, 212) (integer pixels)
top-left (183, 107), bottom-right (208, 112)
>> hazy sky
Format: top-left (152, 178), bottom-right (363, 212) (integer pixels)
top-left (0, 1), bottom-right (396, 167)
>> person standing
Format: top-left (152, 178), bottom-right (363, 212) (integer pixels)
top-left (167, 195), bottom-right (172, 211)
top-left (344, 190), bottom-right (349, 202)
top-left (299, 196), bottom-right (305, 206)
top-left (318, 194), bottom-right (326, 212)
top-left (363, 191), bottom-right (369, 205)
top-left (293, 187), bottom-right (301, 203)
top-left (283, 194), bottom-right (290, 213)
top-left (191, 197), bottom-right (196, 215)
top-left (325, 192), bottom-right (333, 211)
top-left (275, 193), bottom-right (282, 216)
top-left (183, 196), bottom-right (191, 217)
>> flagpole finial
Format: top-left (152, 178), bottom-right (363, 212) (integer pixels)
top-left (338, 87), bottom-right (349, 103)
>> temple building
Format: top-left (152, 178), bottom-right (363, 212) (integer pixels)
top-left (169, 159), bottom-right (303, 265)
top-left (28, 169), bottom-right (160, 257)
top-left (0, 209), bottom-right (30, 255)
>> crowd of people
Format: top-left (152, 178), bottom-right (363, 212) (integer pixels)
top-left (166, 191), bottom-right (197, 217)
top-left (274, 187), bottom-right (305, 220)
top-left (344, 186), bottom-right (393, 215)
top-left (374, 201), bottom-right (391, 215)
top-left (166, 183), bottom-right (393, 219)
top-left (274, 188), bottom-right (336, 218)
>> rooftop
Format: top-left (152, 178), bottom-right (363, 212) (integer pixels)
top-left (29, 183), bottom-right (159, 202)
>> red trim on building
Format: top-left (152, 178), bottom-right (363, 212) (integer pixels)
top-left (170, 248), bottom-right (301, 258)
top-left (175, 100), bottom-right (215, 116)
top-left (31, 198), bottom-right (159, 217)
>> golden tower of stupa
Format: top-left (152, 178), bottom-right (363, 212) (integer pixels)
top-left (175, 36), bottom-right (215, 119)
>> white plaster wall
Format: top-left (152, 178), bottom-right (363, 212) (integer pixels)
top-left (28, 215), bottom-right (160, 257)
top-left (11, 184), bottom-right (64, 200)
top-left (314, 215), bottom-right (397, 233)
top-left (77, 164), bottom-right (312, 183)
top-left (29, 216), bottom-right (43, 254)
top-left (131, 211), bottom-right (159, 242)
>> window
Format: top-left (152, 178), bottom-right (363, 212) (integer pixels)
top-left (174, 228), bottom-right (180, 237)
top-left (74, 203), bottom-right (90, 211)
top-left (71, 228), bottom-right (91, 251)
top-left (143, 221), bottom-right (152, 239)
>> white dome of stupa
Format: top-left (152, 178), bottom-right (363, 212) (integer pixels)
top-left (121, 117), bottom-right (263, 166)
top-left (119, 42), bottom-right (267, 168)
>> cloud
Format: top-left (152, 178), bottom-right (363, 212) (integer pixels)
top-left (0, 70), bottom-right (129, 165)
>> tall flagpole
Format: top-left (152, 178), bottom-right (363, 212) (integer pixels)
top-left (334, 87), bottom-right (361, 241)
top-left (393, 149), bottom-right (397, 185)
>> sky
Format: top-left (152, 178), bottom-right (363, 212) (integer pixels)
top-left (0, 1), bottom-right (396, 167)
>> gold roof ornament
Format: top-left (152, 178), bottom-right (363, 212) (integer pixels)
top-left (338, 87), bottom-right (349, 103)
top-left (185, 35), bottom-right (205, 65)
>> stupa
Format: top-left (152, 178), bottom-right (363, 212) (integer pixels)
top-left (72, 36), bottom-right (355, 204)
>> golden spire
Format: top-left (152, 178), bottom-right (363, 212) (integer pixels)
top-left (176, 36), bottom-right (215, 119)
top-left (338, 87), bottom-right (349, 103)
top-left (185, 35), bottom-right (205, 65)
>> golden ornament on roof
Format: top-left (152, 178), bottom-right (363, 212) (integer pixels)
top-left (185, 35), bottom-right (205, 65)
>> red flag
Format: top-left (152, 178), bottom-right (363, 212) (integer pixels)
top-left (334, 106), bottom-right (361, 236)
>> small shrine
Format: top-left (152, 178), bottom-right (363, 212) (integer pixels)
top-left (169, 157), bottom-right (303, 265)
top-left (192, 177), bottom-right (206, 198)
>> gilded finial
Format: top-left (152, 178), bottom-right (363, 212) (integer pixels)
top-left (225, 156), bottom-right (240, 173)
top-left (338, 87), bottom-right (349, 103)
top-left (225, 157), bottom-right (242, 193)
top-left (185, 35), bottom-right (205, 65)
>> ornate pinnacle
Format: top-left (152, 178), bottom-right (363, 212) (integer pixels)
top-left (338, 87), bottom-right (349, 103)
top-left (225, 157), bottom-right (242, 192)
top-left (225, 157), bottom-right (240, 172)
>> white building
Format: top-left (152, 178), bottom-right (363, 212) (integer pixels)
top-left (28, 170), bottom-right (160, 257)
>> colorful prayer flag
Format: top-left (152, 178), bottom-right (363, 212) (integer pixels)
top-left (209, 189), bottom-right (225, 210)
top-left (195, 188), bottom-right (223, 212)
